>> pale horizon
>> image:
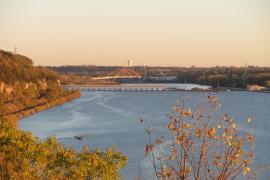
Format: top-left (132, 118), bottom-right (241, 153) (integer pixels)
top-left (1, 0), bottom-right (270, 67)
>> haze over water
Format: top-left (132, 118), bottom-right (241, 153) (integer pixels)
top-left (19, 88), bottom-right (270, 179)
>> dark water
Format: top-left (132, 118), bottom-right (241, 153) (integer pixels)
top-left (19, 90), bottom-right (270, 179)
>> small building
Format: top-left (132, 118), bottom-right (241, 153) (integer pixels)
top-left (144, 76), bottom-right (178, 82)
top-left (247, 85), bottom-right (266, 91)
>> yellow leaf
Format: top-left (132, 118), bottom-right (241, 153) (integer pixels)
top-left (244, 167), bottom-right (250, 175)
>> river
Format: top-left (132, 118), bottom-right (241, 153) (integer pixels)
top-left (19, 87), bottom-right (270, 179)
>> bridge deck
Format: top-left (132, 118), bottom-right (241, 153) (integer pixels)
top-left (92, 75), bottom-right (141, 80)
top-left (63, 85), bottom-right (165, 91)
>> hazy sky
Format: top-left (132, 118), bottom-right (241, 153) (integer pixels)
top-left (0, 0), bottom-right (270, 67)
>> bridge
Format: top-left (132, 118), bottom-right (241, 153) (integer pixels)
top-left (63, 84), bottom-right (212, 92)
top-left (92, 68), bottom-right (142, 80)
top-left (63, 84), bottom-right (165, 91)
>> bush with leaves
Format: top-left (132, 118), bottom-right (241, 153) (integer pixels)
top-left (0, 120), bottom-right (127, 179)
top-left (141, 95), bottom-right (258, 179)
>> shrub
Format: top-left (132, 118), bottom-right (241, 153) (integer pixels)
top-left (0, 120), bottom-right (127, 179)
top-left (141, 95), bottom-right (257, 179)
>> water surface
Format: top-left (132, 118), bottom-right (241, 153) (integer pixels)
top-left (19, 90), bottom-right (270, 178)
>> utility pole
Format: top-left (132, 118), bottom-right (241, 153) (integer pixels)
top-left (232, 73), bottom-right (235, 87)
top-left (243, 61), bottom-right (248, 88)
top-left (87, 65), bottom-right (90, 76)
top-left (245, 61), bottom-right (248, 87)
top-left (184, 79), bottom-right (187, 94)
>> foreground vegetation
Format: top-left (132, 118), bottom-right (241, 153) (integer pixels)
top-left (141, 95), bottom-right (259, 179)
top-left (0, 49), bottom-right (127, 179)
top-left (0, 120), bottom-right (127, 179)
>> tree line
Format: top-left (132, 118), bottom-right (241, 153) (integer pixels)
top-left (49, 65), bottom-right (270, 88)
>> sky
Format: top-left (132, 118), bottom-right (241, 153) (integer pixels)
top-left (0, 0), bottom-right (270, 67)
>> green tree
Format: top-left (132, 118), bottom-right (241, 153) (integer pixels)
top-left (0, 120), bottom-right (127, 179)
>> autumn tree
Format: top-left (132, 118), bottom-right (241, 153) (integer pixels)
top-left (141, 95), bottom-right (257, 179)
top-left (0, 120), bottom-right (127, 179)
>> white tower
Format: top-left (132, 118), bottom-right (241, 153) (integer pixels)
top-left (128, 59), bottom-right (133, 67)
top-left (144, 64), bottom-right (147, 77)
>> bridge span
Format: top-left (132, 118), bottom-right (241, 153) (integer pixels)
top-left (63, 84), bottom-right (165, 91)
top-left (92, 76), bottom-right (141, 80)
top-left (91, 68), bottom-right (142, 80)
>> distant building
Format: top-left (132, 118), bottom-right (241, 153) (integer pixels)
top-left (247, 85), bottom-right (266, 91)
top-left (144, 76), bottom-right (178, 81)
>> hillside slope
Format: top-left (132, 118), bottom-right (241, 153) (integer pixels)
top-left (0, 49), bottom-right (80, 123)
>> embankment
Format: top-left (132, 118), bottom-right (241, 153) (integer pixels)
top-left (1, 90), bottom-right (80, 125)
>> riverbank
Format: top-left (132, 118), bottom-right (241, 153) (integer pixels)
top-left (1, 90), bottom-right (81, 125)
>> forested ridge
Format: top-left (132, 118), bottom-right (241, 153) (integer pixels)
top-left (0, 49), bottom-right (127, 179)
top-left (0, 49), bottom-right (79, 122)
top-left (0, 50), bottom-right (58, 83)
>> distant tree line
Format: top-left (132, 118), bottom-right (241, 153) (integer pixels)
top-left (49, 65), bottom-right (270, 88)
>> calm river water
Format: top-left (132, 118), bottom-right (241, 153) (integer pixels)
top-left (19, 88), bottom-right (270, 179)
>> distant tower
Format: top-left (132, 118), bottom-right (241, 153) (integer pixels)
top-left (144, 64), bottom-right (147, 77)
top-left (128, 59), bottom-right (133, 67)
